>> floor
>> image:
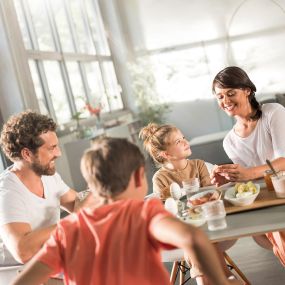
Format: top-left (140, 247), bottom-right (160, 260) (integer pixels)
top-left (164, 237), bottom-right (285, 284)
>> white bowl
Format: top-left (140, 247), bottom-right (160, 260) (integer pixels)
top-left (188, 189), bottom-right (220, 206)
top-left (224, 184), bottom-right (260, 206)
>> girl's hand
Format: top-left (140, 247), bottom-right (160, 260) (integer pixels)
top-left (210, 165), bottom-right (230, 186)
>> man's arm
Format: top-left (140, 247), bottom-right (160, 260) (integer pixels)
top-left (60, 189), bottom-right (95, 213)
top-left (2, 190), bottom-right (95, 263)
top-left (0, 223), bottom-right (56, 264)
top-left (150, 216), bottom-right (239, 285)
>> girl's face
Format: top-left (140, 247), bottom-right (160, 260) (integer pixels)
top-left (164, 129), bottom-right (191, 161)
top-left (214, 86), bottom-right (251, 117)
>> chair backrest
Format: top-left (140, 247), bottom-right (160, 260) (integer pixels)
top-left (0, 265), bottom-right (23, 284)
top-left (205, 162), bottom-right (215, 174)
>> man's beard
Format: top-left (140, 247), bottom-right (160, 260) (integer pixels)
top-left (31, 159), bottom-right (56, 176)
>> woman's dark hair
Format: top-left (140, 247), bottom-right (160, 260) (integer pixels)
top-left (212, 66), bottom-right (261, 120)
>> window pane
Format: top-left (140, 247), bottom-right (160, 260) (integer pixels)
top-left (43, 61), bottom-right (71, 124)
top-left (85, 0), bottom-right (110, 55)
top-left (50, 0), bottom-right (74, 52)
top-left (65, 62), bottom-right (86, 115)
top-left (84, 62), bottom-right (109, 112)
top-left (149, 47), bottom-right (213, 102)
top-left (102, 62), bottom-right (123, 111)
top-left (13, 0), bottom-right (32, 49)
top-left (28, 60), bottom-right (49, 115)
top-left (68, 0), bottom-right (95, 54)
top-left (228, 0), bottom-right (285, 95)
top-left (231, 34), bottom-right (285, 94)
top-left (27, 0), bottom-right (55, 51)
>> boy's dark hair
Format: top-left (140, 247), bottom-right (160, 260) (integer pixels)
top-left (0, 110), bottom-right (57, 161)
top-left (81, 137), bottom-right (145, 198)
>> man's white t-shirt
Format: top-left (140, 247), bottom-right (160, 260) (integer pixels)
top-left (0, 167), bottom-right (69, 265)
top-left (223, 103), bottom-right (285, 167)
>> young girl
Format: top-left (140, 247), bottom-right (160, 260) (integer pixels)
top-left (140, 123), bottom-right (237, 285)
top-left (139, 123), bottom-right (212, 200)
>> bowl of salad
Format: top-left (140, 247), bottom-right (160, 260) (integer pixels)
top-left (224, 181), bottom-right (260, 206)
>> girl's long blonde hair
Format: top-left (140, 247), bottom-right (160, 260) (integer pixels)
top-left (139, 123), bottom-right (178, 165)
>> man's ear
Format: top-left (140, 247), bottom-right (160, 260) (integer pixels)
top-left (134, 166), bottom-right (145, 188)
top-left (21, 148), bottom-right (33, 162)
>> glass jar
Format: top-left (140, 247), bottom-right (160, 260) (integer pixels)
top-left (264, 170), bottom-right (275, 191)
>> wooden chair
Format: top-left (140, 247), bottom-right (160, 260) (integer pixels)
top-left (224, 252), bottom-right (251, 285)
top-left (170, 260), bottom-right (190, 285)
top-left (0, 265), bottom-right (23, 284)
top-left (163, 249), bottom-right (251, 285)
top-left (162, 249), bottom-right (191, 285)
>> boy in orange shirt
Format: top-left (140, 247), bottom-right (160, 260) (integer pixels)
top-left (12, 137), bottom-right (238, 285)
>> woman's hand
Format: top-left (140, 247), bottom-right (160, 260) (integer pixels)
top-left (210, 165), bottom-right (230, 186)
top-left (211, 164), bottom-right (251, 183)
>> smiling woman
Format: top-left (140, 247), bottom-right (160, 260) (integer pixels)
top-left (210, 66), bottom-right (285, 268)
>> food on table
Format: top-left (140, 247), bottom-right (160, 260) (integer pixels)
top-left (234, 181), bottom-right (257, 198)
top-left (189, 191), bottom-right (220, 206)
top-left (188, 208), bottom-right (202, 219)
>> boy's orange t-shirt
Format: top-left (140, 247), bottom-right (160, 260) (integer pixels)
top-left (35, 198), bottom-right (173, 285)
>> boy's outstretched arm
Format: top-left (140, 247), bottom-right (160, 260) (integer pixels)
top-left (150, 216), bottom-right (240, 285)
top-left (11, 260), bottom-right (53, 285)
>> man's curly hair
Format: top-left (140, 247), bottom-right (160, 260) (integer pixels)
top-left (0, 110), bottom-right (57, 162)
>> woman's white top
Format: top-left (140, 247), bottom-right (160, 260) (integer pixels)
top-left (223, 103), bottom-right (285, 167)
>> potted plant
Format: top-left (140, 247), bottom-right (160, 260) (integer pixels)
top-left (128, 58), bottom-right (170, 126)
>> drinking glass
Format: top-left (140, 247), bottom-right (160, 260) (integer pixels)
top-left (202, 200), bottom-right (227, 231)
top-left (182, 178), bottom-right (200, 199)
top-left (271, 171), bottom-right (285, 198)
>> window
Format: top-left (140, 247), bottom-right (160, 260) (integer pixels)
top-left (13, 0), bottom-right (123, 125)
top-left (136, 0), bottom-right (285, 102)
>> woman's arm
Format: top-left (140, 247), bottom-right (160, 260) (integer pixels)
top-left (211, 157), bottom-right (285, 183)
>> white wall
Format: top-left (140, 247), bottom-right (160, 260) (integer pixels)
top-left (165, 98), bottom-right (233, 138)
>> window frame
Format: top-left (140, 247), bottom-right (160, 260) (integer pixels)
top-left (12, 0), bottom-right (124, 127)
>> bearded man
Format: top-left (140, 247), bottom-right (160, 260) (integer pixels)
top-left (0, 111), bottom-right (91, 266)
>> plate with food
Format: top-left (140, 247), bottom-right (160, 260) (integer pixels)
top-left (180, 207), bottom-right (206, 227)
top-left (188, 189), bottom-right (221, 207)
top-left (224, 181), bottom-right (260, 206)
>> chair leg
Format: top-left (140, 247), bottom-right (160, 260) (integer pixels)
top-left (179, 261), bottom-right (185, 285)
top-left (224, 252), bottom-right (251, 285)
top-left (170, 261), bottom-right (179, 285)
